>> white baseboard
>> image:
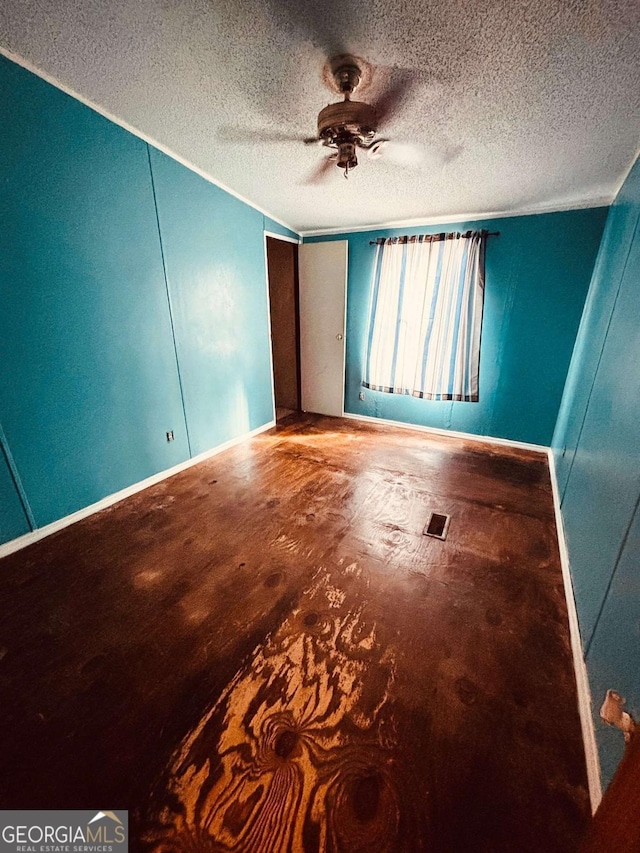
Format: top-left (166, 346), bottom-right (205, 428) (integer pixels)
top-left (342, 411), bottom-right (548, 454)
top-left (0, 420), bottom-right (275, 560)
top-left (548, 449), bottom-right (602, 813)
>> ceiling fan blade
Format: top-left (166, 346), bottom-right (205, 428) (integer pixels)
top-left (262, 0), bottom-right (354, 56)
top-left (218, 126), bottom-right (313, 144)
top-left (303, 156), bottom-right (337, 185)
top-left (368, 138), bottom-right (464, 171)
top-left (370, 68), bottom-right (419, 129)
top-left (367, 139), bottom-right (425, 167)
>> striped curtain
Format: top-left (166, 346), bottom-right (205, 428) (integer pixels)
top-left (363, 231), bottom-right (486, 402)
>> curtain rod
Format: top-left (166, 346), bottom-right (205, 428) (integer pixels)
top-left (369, 230), bottom-right (500, 245)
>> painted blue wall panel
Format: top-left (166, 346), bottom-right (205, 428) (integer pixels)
top-left (0, 434), bottom-right (31, 543)
top-left (306, 207), bottom-right (606, 445)
top-left (0, 56), bottom-right (190, 530)
top-left (552, 155), bottom-right (640, 790)
top-left (149, 148), bottom-right (275, 455)
top-left (553, 174), bottom-right (640, 496)
top-left (586, 500), bottom-right (640, 787)
top-left (561, 231), bottom-right (640, 645)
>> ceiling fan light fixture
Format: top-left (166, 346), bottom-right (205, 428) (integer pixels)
top-left (367, 140), bottom-right (387, 159)
top-left (336, 140), bottom-right (358, 174)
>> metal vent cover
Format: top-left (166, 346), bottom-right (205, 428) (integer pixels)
top-left (423, 512), bottom-right (450, 540)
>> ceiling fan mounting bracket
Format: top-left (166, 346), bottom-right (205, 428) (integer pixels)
top-left (332, 59), bottom-right (362, 96)
top-left (322, 54), bottom-right (372, 96)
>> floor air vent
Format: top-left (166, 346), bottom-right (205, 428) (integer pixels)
top-left (423, 512), bottom-right (450, 540)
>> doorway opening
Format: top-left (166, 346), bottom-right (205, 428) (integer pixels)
top-left (266, 235), bottom-right (301, 422)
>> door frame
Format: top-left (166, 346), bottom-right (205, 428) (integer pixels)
top-left (263, 230), bottom-right (302, 422)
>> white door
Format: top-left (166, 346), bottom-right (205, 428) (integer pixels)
top-left (298, 241), bottom-right (348, 417)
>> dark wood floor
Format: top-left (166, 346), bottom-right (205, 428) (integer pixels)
top-left (0, 414), bottom-right (589, 851)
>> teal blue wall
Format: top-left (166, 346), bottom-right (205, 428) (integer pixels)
top-left (552, 156), bottom-right (640, 787)
top-left (306, 207), bottom-right (607, 446)
top-left (0, 426), bottom-right (31, 543)
top-left (0, 57), bottom-right (189, 529)
top-left (149, 149), bottom-right (275, 455)
top-left (0, 54), bottom-right (293, 544)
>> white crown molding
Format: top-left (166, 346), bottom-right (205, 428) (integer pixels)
top-left (548, 449), bottom-right (603, 814)
top-left (264, 230), bottom-right (302, 245)
top-left (0, 420), bottom-right (275, 560)
top-left (0, 46), bottom-right (300, 238)
top-left (299, 199), bottom-right (612, 238)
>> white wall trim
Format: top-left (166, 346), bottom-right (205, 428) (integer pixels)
top-left (341, 243), bottom-right (349, 418)
top-left (263, 232), bottom-right (278, 425)
top-left (548, 448), bottom-right (603, 813)
top-left (342, 412), bottom-right (548, 454)
top-left (0, 46), bottom-right (300, 238)
top-left (299, 201), bottom-right (612, 238)
top-left (264, 230), bottom-right (301, 245)
top-left (0, 421), bottom-right (275, 561)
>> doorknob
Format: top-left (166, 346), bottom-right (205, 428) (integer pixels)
top-left (336, 333), bottom-right (343, 340)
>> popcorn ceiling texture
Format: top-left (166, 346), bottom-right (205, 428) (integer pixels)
top-left (1, 0), bottom-right (639, 232)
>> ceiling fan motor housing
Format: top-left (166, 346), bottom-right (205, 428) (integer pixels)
top-left (317, 101), bottom-right (377, 147)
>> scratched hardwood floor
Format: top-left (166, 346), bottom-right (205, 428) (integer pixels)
top-left (0, 414), bottom-right (590, 851)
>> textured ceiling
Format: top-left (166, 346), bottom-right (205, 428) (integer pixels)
top-left (1, 0), bottom-right (639, 233)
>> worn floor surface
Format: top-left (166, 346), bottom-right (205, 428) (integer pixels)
top-left (0, 414), bottom-right (589, 851)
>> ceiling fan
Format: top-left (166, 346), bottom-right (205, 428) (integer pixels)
top-left (218, 54), bottom-right (432, 184)
top-left (302, 54), bottom-right (417, 182)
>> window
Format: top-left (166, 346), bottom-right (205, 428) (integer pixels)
top-left (363, 231), bottom-right (487, 402)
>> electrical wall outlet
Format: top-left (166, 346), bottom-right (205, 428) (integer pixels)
top-left (600, 689), bottom-right (636, 742)
top-left (166, 430), bottom-right (174, 442)
top-left (359, 391), bottom-right (365, 401)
